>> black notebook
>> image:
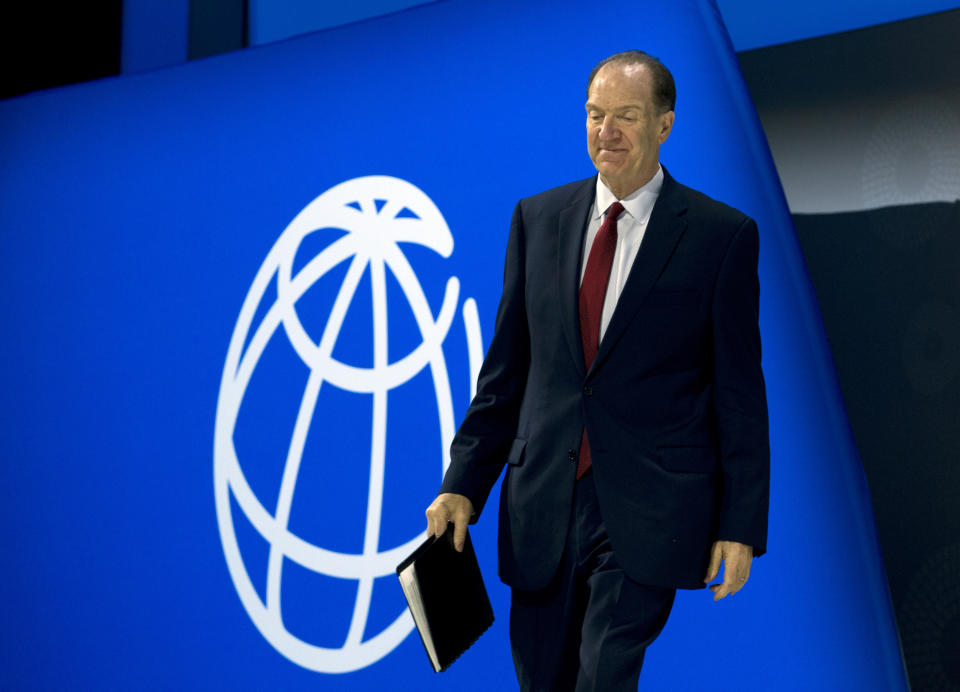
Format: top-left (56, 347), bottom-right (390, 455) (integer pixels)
top-left (396, 524), bottom-right (495, 672)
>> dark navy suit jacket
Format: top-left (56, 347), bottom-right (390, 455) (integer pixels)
top-left (440, 169), bottom-right (770, 591)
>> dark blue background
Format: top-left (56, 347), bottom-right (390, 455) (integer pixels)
top-left (0, 0), bottom-right (907, 688)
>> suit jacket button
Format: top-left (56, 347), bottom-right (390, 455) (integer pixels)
top-left (583, 386), bottom-right (592, 396)
top-left (568, 449), bottom-right (576, 460)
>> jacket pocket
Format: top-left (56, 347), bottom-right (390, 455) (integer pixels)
top-left (507, 438), bottom-right (527, 466)
top-left (656, 445), bottom-right (718, 473)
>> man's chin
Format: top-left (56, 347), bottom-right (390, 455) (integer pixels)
top-left (596, 165), bottom-right (624, 182)
top-left (596, 159), bottom-right (625, 171)
top-left (597, 169), bottom-right (627, 187)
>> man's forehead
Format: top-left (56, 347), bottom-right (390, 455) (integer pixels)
top-left (615, 62), bottom-right (649, 79)
top-left (596, 61), bottom-right (650, 84)
top-left (588, 62), bottom-right (653, 102)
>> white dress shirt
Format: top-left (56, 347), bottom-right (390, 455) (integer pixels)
top-left (580, 165), bottom-right (664, 342)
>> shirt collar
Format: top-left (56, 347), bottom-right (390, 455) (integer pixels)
top-left (593, 165), bottom-right (664, 224)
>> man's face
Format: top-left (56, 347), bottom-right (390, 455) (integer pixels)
top-left (586, 62), bottom-right (674, 197)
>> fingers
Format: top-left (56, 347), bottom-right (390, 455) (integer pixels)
top-left (424, 493), bottom-right (474, 551)
top-left (703, 541), bottom-right (722, 584)
top-left (447, 495), bottom-right (474, 552)
top-left (452, 515), bottom-right (469, 553)
top-left (710, 570), bottom-right (738, 601)
top-left (707, 541), bottom-right (753, 601)
top-left (424, 497), bottom-right (449, 539)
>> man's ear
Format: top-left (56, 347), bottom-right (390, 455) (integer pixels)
top-left (658, 110), bottom-right (675, 144)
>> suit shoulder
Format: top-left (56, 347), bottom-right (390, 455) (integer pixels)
top-left (518, 177), bottom-right (595, 213)
top-left (674, 181), bottom-right (753, 228)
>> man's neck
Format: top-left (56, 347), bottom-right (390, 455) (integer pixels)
top-left (598, 165), bottom-right (662, 201)
top-left (599, 167), bottom-right (659, 199)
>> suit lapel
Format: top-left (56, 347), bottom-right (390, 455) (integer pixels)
top-left (590, 171), bottom-right (688, 375)
top-left (556, 178), bottom-right (596, 375)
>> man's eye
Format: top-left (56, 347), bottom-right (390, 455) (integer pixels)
top-left (619, 114), bottom-right (637, 123)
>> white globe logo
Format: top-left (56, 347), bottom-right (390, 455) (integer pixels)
top-left (213, 176), bottom-right (483, 673)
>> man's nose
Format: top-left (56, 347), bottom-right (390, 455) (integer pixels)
top-left (598, 116), bottom-right (618, 139)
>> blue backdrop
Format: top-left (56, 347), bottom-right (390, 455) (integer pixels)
top-left (0, 0), bottom-right (908, 689)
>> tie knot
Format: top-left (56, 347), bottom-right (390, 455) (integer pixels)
top-left (606, 202), bottom-right (624, 223)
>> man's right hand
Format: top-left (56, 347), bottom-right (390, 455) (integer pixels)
top-left (425, 493), bottom-right (474, 552)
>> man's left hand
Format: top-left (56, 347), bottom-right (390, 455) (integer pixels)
top-left (704, 540), bottom-right (753, 601)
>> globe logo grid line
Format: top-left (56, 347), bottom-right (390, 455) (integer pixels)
top-left (214, 176), bottom-right (483, 673)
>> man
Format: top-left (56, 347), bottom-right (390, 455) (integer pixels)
top-left (425, 50), bottom-right (769, 691)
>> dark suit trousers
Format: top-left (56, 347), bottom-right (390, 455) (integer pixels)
top-left (509, 473), bottom-right (676, 692)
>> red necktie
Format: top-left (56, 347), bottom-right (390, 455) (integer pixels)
top-left (576, 201), bottom-right (624, 479)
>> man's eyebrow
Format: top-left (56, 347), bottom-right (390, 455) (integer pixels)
top-left (585, 102), bottom-right (644, 112)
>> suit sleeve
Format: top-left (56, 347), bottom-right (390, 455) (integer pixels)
top-left (438, 201), bottom-right (531, 519)
top-left (711, 217), bottom-right (770, 556)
